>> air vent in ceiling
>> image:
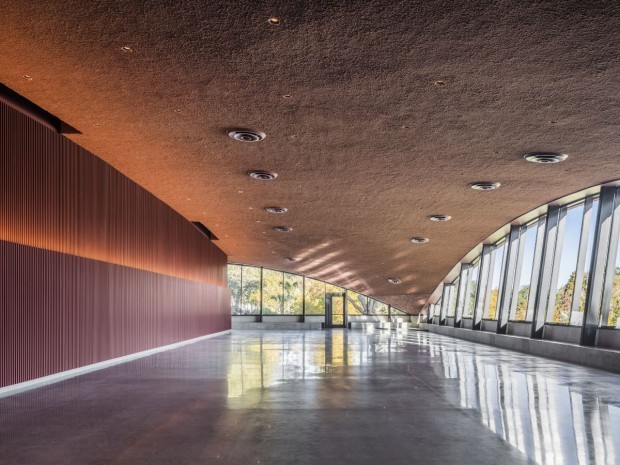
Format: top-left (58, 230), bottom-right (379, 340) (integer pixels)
top-left (248, 170), bottom-right (278, 180)
top-left (428, 214), bottom-right (452, 222)
top-left (524, 152), bottom-right (568, 164)
top-left (468, 181), bottom-right (501, 191)
top-left (266, 206), bottom-right (287, 214)
top-left (228, 129), bottom-right (266, 142)
top-left (410, 237), bottom-right (430, 244)
top-left (387, 277), bottom-right (401, 285)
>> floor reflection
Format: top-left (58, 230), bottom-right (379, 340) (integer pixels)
top-left (426, 335), bottom-right (620, 465)
top-left (226, 329), bottom-right (410, 398)
top-left (227, 329), bottom-right (620, 465)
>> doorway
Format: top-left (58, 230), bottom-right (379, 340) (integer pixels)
top-left (325, 292), bottom-right (346, 328)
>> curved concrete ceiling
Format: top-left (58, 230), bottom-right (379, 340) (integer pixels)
top-left (1, 0), bottom-right (619, 311)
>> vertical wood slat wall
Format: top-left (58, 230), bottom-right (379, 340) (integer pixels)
top-left (0, 101), bottom-right (230, 388)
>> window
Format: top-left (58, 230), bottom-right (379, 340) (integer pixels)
top-left (510, 222), bottom-right (540, 321)
top-left (346, 291), bottom-right (368, 315)
top-left (241, 266), bottom-right (261, 315)
top-left (546, 200), bottom-right (598, 326)
top-left (304, 278), bottom-right (326, 315)
top-left (608, 254), bottom-right (620, 328)
top-left (227, 265), bottom-right (410, 318)
top-left (262, 269), bottom-right (284, 315)
top-left (369, 298), bottom-right (389, 316)
top-left (573, 198), bottom-right (598, 324)
top-left (463, 259), bottom-right (480, 318)
top-left (483, 241), bottom-right (506, 320)
top-left (547, 203), bottom-right (584, 324)
top-left (228, 264), bottom-right (242, 315)
top-left (447, 279), bottom-right (458, 317)
top-left (283, 273), bottom-right (303, 315)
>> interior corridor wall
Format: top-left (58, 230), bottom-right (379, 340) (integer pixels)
top-left (0, 100), bottom-right (230, 388)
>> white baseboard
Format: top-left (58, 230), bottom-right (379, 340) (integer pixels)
top-left (0, 330), bottom-right (231, 398)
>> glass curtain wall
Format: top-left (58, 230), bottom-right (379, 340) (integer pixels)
top-left (430, 186), bottom-right (620, 337)
top-left (305, 278), bottom-right (326, 315)
top-left (228, 264), bottom-right (409, 317)
top-left (235, 265), bottom-right (261, 315)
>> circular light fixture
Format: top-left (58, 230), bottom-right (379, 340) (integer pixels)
top-left (284, 257), bottom-right (298, 262)
top-left (274, 226), bottom-right (293, 233)
top-left (23, 75), bottom-right (33, 81)
top-left (228, 129), bottom-right (266, 142)
top-left (387, 277), bottom-right (401, 285)
top-left (524, 152), bottom-right (568, 164)
top-left (121, 46), bottom-right (133, 53)
top-left (265, 206), bottom-right (288, 214)
top-left (433, 80), bottom-right (445, 86)
top-left (248, 170), bottom-right (278, 180)
top-left (268, 17), bottom-right (281, 25)
top-left (468, 181), bottom-right (501, 191)
top-left (283, 94), bottom-right (292, 99)
top-left (428, 214), bottom-right (451, 222)
top-left (410, 237), bottom-right (430, 244)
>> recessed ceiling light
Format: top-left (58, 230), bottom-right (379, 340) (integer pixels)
top-left (433, 80), bottom-right (445, 86)
top-left (468, 181), bottom-right (501, 191)
top-left (248, 170), bottom-right (278, 180)
top-left (429, 214), bottom-right (451, 222)
top-left (284, 257), bottom-right (298, 262)
top-left (274, 226), bottom-right (293, 233)
top-left (410, 237), bottom-right (430, 244)
top-left (121, 46), bottom-right (133, 53)
top-left (268, 17), bottom-right (281, 25)
top-left (265, 206), bottom-right (288, 214)
top-left (524, 152), bottom-right (568, 164)
top-left (283, 94), bottom-right (292, 99)
top-left (387, 277), bottom-right (401, 285)
top-left (228, 129), bottom-right (266, 142)
top-left (23, 75), bottom-right (33, 81)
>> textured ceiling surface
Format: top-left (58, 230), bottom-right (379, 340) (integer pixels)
top-left (1, 0), bottom-right (620, 311)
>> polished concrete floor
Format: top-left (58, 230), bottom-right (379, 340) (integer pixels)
top-left (1, 329), bottom-right (620, 465)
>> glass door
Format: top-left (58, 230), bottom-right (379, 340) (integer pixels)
top-left (326, 293), bottom-right (346, 328)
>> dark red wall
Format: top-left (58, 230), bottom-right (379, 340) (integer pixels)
top-left (0, 100), bottom-right (230, 388)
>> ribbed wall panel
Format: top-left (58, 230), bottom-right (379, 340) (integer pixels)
top-left (0, 99), bottom-right (230, 388)
top-left (0, 101), bottom-right (226, 286)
